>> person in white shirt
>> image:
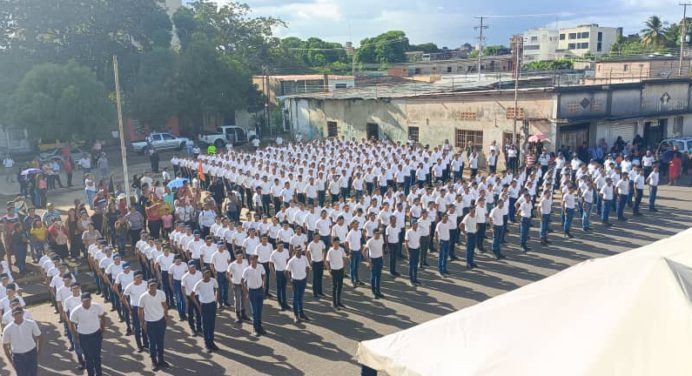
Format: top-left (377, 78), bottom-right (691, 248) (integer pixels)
top-left (167, 255), bottom-right (188, 321)
top-left (2, 306), bottom-right (41, 376)
top-left (69, 293), bottom-right (105, 376)
top-left (646, 166), bottom-right (659, 211)
top-left (192, 269), bottom-right (219, 352)
top-left (515, 193), bottom-right (533, 252)
top-left (460, 207), bottom-right (479, 269)
top-left (344, 221), bottom-right (363, 288)
top-left (242, 255), bottom-right (266, 337)
top-left (632, 168), bottom-right (646, 216)
top-left (404, 221), bottom-right (422, 286)
top-left (384, 216), bottom-right (401, 277)
top-left (435, 214), bottom-right (453, 275)
top-left (416, 210), bottom-right (432, 269)
top-left (615, 173), bottom-right (630, 221)
top-left (489, 199), bottom-right (506, 259)
top-left (363, 229), bottom-right (385, 298)
top-left (227, 252), bottom-right (250, 323)
top-left (580, 181), bottom-right (595, 232)
top-left (123, 272), bottom-right (149, 352)
top-left (138, 279), bottom-right (171, 370)
top-left (306, 233), bottom-right (326, 298)
top-left (269, 244), bottom-right (290, 311)
top-left (538, 190), bottom-right (553, 245)
top-left (181, 262), bottom-right (202, 335)
top-left (286, 247), bottom-right (310, 323)
top-left (325, 239), bottom-right (347, 310)
top-left (210, 244), bottom-right (231, 308)
top-left (600, 177), bottom-right (615, 225)
top-left (562, 185), bottom-right (576, 238)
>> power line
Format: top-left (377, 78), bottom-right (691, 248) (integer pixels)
top-left (474, 16), bottom-right (488, 81)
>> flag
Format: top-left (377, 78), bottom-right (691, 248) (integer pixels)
top-left (198, 161), bottom-right (205, 181)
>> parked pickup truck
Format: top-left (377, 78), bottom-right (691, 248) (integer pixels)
top-left (198, 125), bottom-right (257, 148)
top-left (131, 132), bottom-right (190, 153)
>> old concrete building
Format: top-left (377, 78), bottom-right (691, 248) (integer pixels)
top-left (283, 78), bottom-right (692, 157)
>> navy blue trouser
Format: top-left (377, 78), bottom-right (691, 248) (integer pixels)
top-left (249, 288), bottom-right (264, 332)
top-left (12, 347), bottom-right (38, 376)
top-left (201, 302), bottom-right (216, 348)
top-left (145, 318), bottom-right (166, 364)
top-left (370, 257), bottom-right (382, 295)
top-left (217, 272), bottom-right (229, 305)
top-left (276, 272), bottom-right (288, 307)
top-left (408, 248), bottom-right (419, 283)
top-left (312, 261), bottom-right (324, 296)
top-left (292, 278), bottom-right (306, 315)
top-left (132, 306), bottom-right (148, 349)
top-left (80, 330), bottom-right (102, 376)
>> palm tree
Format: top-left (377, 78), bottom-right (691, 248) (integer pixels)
top-left (641, 16), bottom-right (668, 47)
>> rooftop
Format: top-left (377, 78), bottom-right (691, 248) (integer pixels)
top-left (253, 74), bottom-right (354, 81)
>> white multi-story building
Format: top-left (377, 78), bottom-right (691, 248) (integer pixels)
top-left (557, 24), bottom-right (620, 57)
top-left (522, 28), bottom-right (563, 62)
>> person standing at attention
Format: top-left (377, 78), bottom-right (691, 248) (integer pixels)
top-left (242, 255), bottom-right (266, 337)
top-left (285, 246), bottom-right (310, 324)
top-left (460, 207), bottom-right (478, 269)
top-left (138, 279), bottom-right (171, 371)
top-left (192, 269), bottom-right (219, 352)
top-left (2, 306), bottom-right (42, 376)
top-left (404, 221), bottom-right (422, 287)
top-left (325, 239), bottom-right (347, 310)
top-left (69, 293), bottom-right (106, 376)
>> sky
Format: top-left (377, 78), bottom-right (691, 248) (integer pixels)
top-left (198, 0), bottom-right (686, 48)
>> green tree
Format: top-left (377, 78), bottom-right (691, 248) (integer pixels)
top-left (11, 61), bottom-right (114, 140)
top-left (641, 15), bottom-right (668, 47)
top-left (356, 31), bottom-right (410, 64)
top-left (410, 43), bottom-right (440, 53)
top-left (127, 48), bottom-right (179, 130)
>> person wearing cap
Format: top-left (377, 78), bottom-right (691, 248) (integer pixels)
top-left (404, 220), bottom-right (422, 286)
top-left (139, 279), bottom-right (171, 371)
top-left (155, 246), bottom-right (175, 308)
top-left (114, 262), bottom-right (134, 334)
top-left (167, 255), bottom-right (188, 321)
top-left (2, 306), bottom-right (42, 376)
top-left (62, 283), bottom-right (85, 369)
top-left (185, 230), bottom-right (204, 270)
top-left (227, 252), bottom-right (250, 323)
top-left (192, 269), bottom-right (219, 352)
top-left (0, 283), bottom-right (25, 315)
top-left (363, 229), bottom-right (385, 298)
top-left (269, 243), bottom-right (290, 311)
top-left (123, 272), bottom-right (149, 352)
top-left (69, 293), bottom-right (106, 376)
top-left (181, 261), bottom-right (202, 336)
top-left (210, 242), bottom-right (231, 309)
top-left (2, 298), bottom-right (33, 326)
top-left (286, 245), bottom-right (310, 323)
top-left (242, 255), bottom-right (266, 337)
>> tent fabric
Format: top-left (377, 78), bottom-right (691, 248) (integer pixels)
top-left (357, 228), bottom-right (692, 376)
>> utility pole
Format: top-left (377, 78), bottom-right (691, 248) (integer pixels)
top-left (680, 3), bottom-right (691, 75)
top-left (112, 55), bottom-right (130, 202)
top-left (474, 16), bottom-right (488, 82)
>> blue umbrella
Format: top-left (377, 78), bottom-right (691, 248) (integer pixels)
top-left (167, 177), bottom-right (189, 189)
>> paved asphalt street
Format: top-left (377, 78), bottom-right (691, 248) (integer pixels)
top-left (1, 151), bottom-right (691, 376)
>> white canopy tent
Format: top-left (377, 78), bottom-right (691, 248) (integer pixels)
top-left (357, 228), bottom-right (692, 376)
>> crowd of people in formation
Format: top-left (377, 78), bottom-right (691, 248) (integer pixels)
top-left (0, 136), bottom-right (673, 375)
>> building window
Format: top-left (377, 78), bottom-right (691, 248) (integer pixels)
top-left (531, 36), bottom-right (538, 42)
top-left (623, 64), bottom-right (629, 72)
top-left (597, 43), bottom-right (602, 52)
top-left (503, 131), bottom-right (523, 147)
top-left (598, 31), bottom-right (603, 41)
top-left (460, 111), bottom-right (477, 121)
top-left (568, 33), bottom-right (577, 39)
top-left (447, 66), bottom-right (452, 73)
top-left (560, 33), bottom-right (565, 40)
top-left (408, 126), bottom-right (420, 143)
top-left (506, 107), bottom-right (525, 119)
top-left (414, 68), bottom-right (421, 74)
top-left (580, 32), bottom-right (590, 38)
top-left (674, 116), bottom-right (684, 135)
top-left (7, 128), bottom-right (24, 141)
top-left (327, 121), bottom-right (338, 138)
top-left (568, 43), bottom-right (576, 49)
top-left (335, 83), bottom-right (347, 89)
top-left (455, 129), bottom-right (483, 150)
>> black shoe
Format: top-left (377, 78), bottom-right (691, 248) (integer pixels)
top-left (206, 347), bottom-right (214, 353)
top-left (496, 255), bottom-right (506, 260)
top-left (338, 303), bottom-right (346, 309)
top-left (265, 293), bottom-right (274, 298)
top-left (373, 294), bottom-right (380, 299)
top-left (234, 318), bottom-right (242, 324)
top-left (153, 365), bottom-right (161, 372)
top-left (242, 314), bottom-right (251, 321)
top-left (523, 246), bottom-right (531, 253)
top-left (126, 329), bottom-right (133, 336)
top-left (138, 346), bottom-right (146, 353)
top-left (332, 304), bottom-right (340, 311)
top-left (377, 292), bottom-right (385, 298)
top-left (319, 293), bottom-right (327, 297)
top-left (294, 317), bottom-right (301, 324)
top-left (159, 361), bottom-right (171, 368)
top-left (253, 331), bottom-right (262, 337)
top-left (300, 313), bottom-right (310, 321)
top-left (650, 208), bottom-right (658, 212)
top-left (179, 315), bottom-right (187, 321)
top-left (259, 327), bottom-right (267, 335)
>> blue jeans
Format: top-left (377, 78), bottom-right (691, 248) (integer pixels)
top-left (601, 199), bottom-right (611, 222)
top-left (276, 272), bottom-right (287, 308)
top-left (146, 318), bottom-right (166, 364)
top-left (172, 280), bottom-right (186, 319)
top-left (648, 186), bottom-right (657, 210)
top-left (492, 225), bottom-right (503, 257)
top-left (201, 302), bottom-right (216, 348)
top-left (438, 240), bottom-right (449, 273)
top-left (520, 217), bottom-right (531, 247)
top-left (292, 278), bottom-right (306, 315)
top-left (563, 208), bottom-right (574, 233)
top-left (540, 214), bottom-right (550, 239)
top-left (350, 249), bottom-right (362, 284)
top-left (217, 272), bottom-right (229, 305)
top-left (408, 248), bottom-right (419, 283)
top-left (249, 288), bottom-right (264, 332)
top-left (582, 202), bottom-right (592, 230)
top-left (370, 257), bottom-right (383, 295)
top-left (465, 233), bottom-right (476, 266)
top-left (131, 306), bottom-right (149, 349)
